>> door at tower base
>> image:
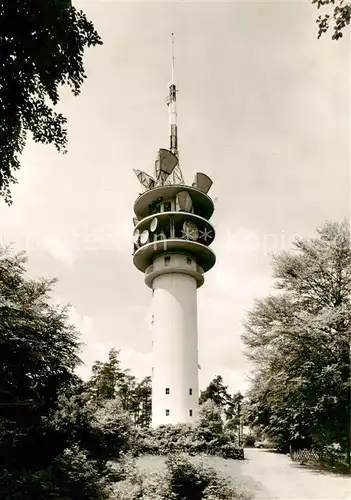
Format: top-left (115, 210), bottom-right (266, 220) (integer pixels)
top-left (151, 270), bottom-right (199, 428)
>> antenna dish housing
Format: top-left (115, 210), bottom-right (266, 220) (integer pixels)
top-left (183, 221), bottom-right (199, 241)
top-left (150, 217), bottom-right (158, 232)
top-left (133, 228), bottom-right (140, 244)
top-left (155, 148), bottom-right (178, 185)
top-left (176, 191), bottom-right (193, 212)
top-left (140, 229), bottom-right (149, 245)
top-left (134, 169), bottom-right (156, 191)
top-left (192, 173), bottom-right (213, 194)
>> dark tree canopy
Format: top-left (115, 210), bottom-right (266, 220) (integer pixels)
top-left (0, 0), bottom-right (102, 203)
top-left (314, 0), bottom-right (350, 39)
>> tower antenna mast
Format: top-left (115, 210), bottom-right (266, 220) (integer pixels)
top-left (171, 32), bottom-right (175, 85)
top-left (167, 33), bottom-right (184, 184)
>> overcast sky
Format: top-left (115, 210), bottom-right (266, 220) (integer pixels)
top-left (0, 0), bottom-right (349, 394)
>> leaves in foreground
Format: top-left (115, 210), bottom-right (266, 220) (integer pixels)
top-left (0, 0), bottom-right (102, 203)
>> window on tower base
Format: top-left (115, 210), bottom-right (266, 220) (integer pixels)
top-left (189, 409), bottom-right (193, 417)
top-left (166, 409), bottom-right (170, 416)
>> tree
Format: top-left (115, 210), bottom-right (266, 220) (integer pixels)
top-left (87, 348), bottom-right (123, 401)
top-left (242, 221), bottom-right (351, 463)
top-left (0, 245), bottom-right (81, 470)
top-left (196, 400), bottom-right (224, 443)
top-left (0, 0), bottom-right (102, 204)
top-left (86, 348), bottom-right (152, 427)
top-left (200, 376), bottom-right (243, 438)
top-left (199, 375), bottom-right (230, 408)
top-left (313, 0), bottom-right (350, 40)
top-left (131, 376), bottom-right (152, 428)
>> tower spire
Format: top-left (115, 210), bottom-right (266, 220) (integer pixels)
top-left (171, 32), bottom-right (175, 85)
top-left (167, 33), bottom-right (184, 185)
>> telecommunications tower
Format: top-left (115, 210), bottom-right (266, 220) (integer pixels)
top-left (132, 34), bottom-right (216, 427)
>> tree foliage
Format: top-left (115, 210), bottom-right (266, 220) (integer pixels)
top-left (0, 0), bottom-right (102, 203)
top-left (242, 221), bottom-right (351, 461)
top-left (0, 245), bottom-right (81, 470)
top-left (200, 376), bottom-right (244, 434)
top-left (196, 400), bottom-right (224, 441)
top-left (86, 348), bottom-right (152, 428)
top-left (313, 0), bottom-right (350, 40)
top-left (199, 375), bottom-right (231, 408)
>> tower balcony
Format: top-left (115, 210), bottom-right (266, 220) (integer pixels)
top-left (132, 211), bottom-right (216, 274)
top-left (133, 184), bottom-right (214, 221)
top-left (134, 238), bottom-right (215, 277)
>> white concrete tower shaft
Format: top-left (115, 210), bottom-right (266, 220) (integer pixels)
top-left (151, 255), bottom-right (199, 425)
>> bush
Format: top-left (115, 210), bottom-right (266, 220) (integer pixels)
top-left (165, 453), bottom-right (248, 500)
top-left (109, 468), bottom-right (169, 500)
top-left (243, 435), bottom-right (255, 447)
top-left (219, 443), bottom-right (245, 460)
top-left (0, 446), bottom-right (110, 500)
top-left (136, 422), bottom-right (244, 460)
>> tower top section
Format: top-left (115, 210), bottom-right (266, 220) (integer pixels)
top-left (133, 34), bottom-right (214, 196)
top-left (132, 35), bottom-right (216, 278)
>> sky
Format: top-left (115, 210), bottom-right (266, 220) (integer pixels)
top-left (0, 0), bottom-right (349, 394)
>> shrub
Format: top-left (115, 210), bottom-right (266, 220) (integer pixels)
top-left (166, 453), bottom-right (217, 500)
top-left (109, 469), bottom-right (169, 500)
top-left (243, 434), bottom-right (255, 447)
top-left (165, 453), bottom-right (248, 500)
top-left (218, 443), bottom-right (245, 460)
top-left (135, 423), bottom-right (244, 460)
top-left (0, 446), bottom-right (110, 500)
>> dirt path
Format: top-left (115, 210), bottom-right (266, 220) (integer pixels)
top-left (238, 448), bottom-right (350, 500)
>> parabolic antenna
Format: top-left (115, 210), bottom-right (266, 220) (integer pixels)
top-left (150, 217), bottom-right (158, 232)
top-left (192, 172), bottom-right (213, 194)
top-left (183, 221), bottom-right (199, 241)
top-left (140, 229), bottom-right (149, 245)
top-left (133, 169), bottom-right (156, 191)
top-left (133, 228), bottom-right (140, 244)
top-left (176, 191), bottom-right (193, 212)
top-left (155, 148), bottom-right (178, 185)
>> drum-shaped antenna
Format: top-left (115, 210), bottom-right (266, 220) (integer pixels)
top-left (150, 217), bottom-right (158, 232)
top-left (183, 221), bottom-right (199, 241)
top-left (176, 191), bottom-right (193, 212)
top-left (132, 217), bottom-right (139, 227)
top-left (140, 229), bottom-right (149, 245)
top-left (133, 228), bottom-right (140, 244)
top-left (192, 172), bottom-right (213, 194)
